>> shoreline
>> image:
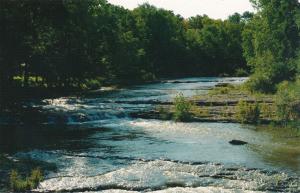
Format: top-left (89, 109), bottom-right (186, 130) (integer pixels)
top-left (131, 83), bottom-right (278, 125)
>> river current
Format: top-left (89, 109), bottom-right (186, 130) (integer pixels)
top-left (0, 77), bottom-right (299, 192)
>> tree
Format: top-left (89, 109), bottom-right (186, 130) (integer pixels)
top-left (243, 0), bottom-right (300, 92)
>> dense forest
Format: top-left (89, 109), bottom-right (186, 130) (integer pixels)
top-left (0, 0), bottom-right (299, 102)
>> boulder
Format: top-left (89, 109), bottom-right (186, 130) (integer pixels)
top-left (229, 140), bottom-right (248, 145)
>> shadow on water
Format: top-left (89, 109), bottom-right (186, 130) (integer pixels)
top-left (0, 124), bottom-right (108, 153)
top-left (250, 125), bottom-right (300, 173)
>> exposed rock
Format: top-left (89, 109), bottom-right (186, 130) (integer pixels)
top-left (229, 140), bottom-right (248, 145)
top-left (215, 83), bottom-right (230, 87)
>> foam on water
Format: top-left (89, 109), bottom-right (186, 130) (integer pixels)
top-left (32, 77), bottom-right (248, 125)
top-left (93, 188), bottom-right (263, 193)
top-left (35, 160), bottom-right (299, 192)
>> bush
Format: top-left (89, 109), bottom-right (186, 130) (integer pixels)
top-left (275, 80), bottom-right (300, 122)
top-left (173, 93), bottom-right (192, 122)
top-left (245, 73), bottom-right (275, 93)
top-left (246, 62), bottom-right (296, 93)
top-left (84, 78), bottom-right (103, 90)
top-left (234, 68), bottom-right (249, 77)
top-left (236, 100), bottom-right (260, 123)
top-left (10, 168), bottom-right (43, 192)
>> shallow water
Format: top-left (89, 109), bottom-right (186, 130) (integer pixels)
top-left (0, 77), bottom-right (299, 192)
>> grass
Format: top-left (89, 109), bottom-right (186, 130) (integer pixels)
top-left (260, 102), bottom-right (274, 120)
top-left (191, 105), bottom-right (210, 117)
top-left (154, 83), bottom-right (298, 128)
top-left (235, 100), bottom-right (260, 124)
top-left (208, 86), bottom-right (231, 95)
top-left (189, 84), bottom-right (276, 123)
top-left (10, 168), bottom-right (43, 192)
top-left (0, 154), bottom-right (56, 192)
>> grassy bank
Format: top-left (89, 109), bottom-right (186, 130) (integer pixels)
top-left (189, 84), bottom-right (276, 123)
top-left (144, 84), bottom-right (276, 123)
top-left (0, 154), bottom-right (56, 192)
top-left (145, 83), bottom-right (299, 128)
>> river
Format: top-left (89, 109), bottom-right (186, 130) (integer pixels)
top-left (0, 77), bottom-right (299, 192)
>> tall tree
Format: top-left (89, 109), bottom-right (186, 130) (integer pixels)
top-left (243, 0), bottom-right (300, 92)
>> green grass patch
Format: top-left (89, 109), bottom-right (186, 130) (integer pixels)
top-left (236, 100), bottom-right (260, 124)
top-left (10, 168), bottom-right (43, 192)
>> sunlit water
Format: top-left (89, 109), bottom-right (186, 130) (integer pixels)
top-left (0, 77), bottom-right (299, 192)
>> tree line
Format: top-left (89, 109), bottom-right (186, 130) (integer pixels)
top-left (0, 0), bottom-right (299, 99)
top-left (243, 0), bottom-right (300, 93)
top-left (0, 0), bottom-right (249, 92)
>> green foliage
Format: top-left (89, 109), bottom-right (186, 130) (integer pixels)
top-left (275, 80), bottom-right (300, 122)
top-left (173, 93), bottom-right (192, 122)
top-left (242, 0), bottom-right (300, 93)
top-left (260, 102), bottom-right (274, 120)
top-left (0, 0), bottom-right (249, 102)
top-left (209, 87), bottom-right (230, 95)
top-left (245, 57), bottom-right (297, 93)
top-left (234, 68), bottom-right (249, 77)
top-left (245, 72), bottom-right (274, 93)
top-left (2, 0), bottom-right (299, 104)
top-left (185, 15), bottom-right (247, 75)
top-left (83, 78), bottom-right (103, 90)
top-left (10, 168), bottom-right (43, 192)
top-left (209, 84), bottom-right (235, 95)
top-left (236, 100), bottom-right (260, 123)
top-left (10, 170), bottom-right (29, 192)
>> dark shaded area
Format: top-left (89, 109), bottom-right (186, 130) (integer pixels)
top-left (229, 140), bottom-right (248, 145)
top-left (0, 0), bottom-right (250, 108)
top-left (0, 124), bottom-right (101, 153)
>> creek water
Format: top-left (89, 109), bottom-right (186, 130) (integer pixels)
top-left (0, 77), bottom-right (299, 192)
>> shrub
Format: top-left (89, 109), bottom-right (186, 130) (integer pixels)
top-left (236, 100), bottom-right (260, 123)
top-left (173, 93), bottom-right (192, 122)
top-left (275, 81), bottom-right (300, 122)
top-left (81, 77), bottom-right (103, 90)
top-left (10, 168), bottom-right (43, 192)
top-left (245, 73), bottom-right (275, 93)
top-left (260, 102), bottom-right (273, 120)
top-left (234, 68), bottom-right (249, 77)
top-left (245, 50), bottom-right (297, 93)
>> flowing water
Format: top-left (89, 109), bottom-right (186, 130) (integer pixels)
top-left (0, 77), bottom-right (299, 192)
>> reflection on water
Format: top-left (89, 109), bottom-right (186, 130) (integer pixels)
top-left (251, 125), bottom-right (300, 173)
top-left (0, 77), bottom-right (299, 192)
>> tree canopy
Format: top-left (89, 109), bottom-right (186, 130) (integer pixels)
top-left (243, 0), bottom-right (300, 92)
top-left (1, 0), bottom-right (299, 103)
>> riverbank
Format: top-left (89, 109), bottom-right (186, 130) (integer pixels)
top-left (131, 83), bottom-right (280, 124)
top-left (189, 84), bottom-right (277, 123)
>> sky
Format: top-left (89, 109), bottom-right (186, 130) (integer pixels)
top-left (107, 0), bottom-right (255, 20)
